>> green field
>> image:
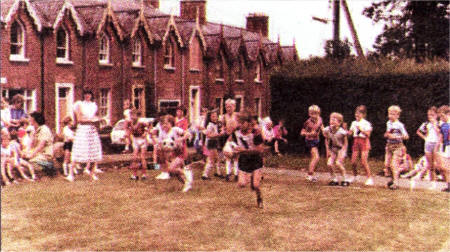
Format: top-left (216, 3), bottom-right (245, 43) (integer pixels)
top-left (2, 163), bottom-right (449, 251)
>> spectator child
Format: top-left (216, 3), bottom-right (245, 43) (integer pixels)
top-left (417, 106), bottom-right (441, 188)
top-left (127, 109), bottom-right (149, 180)
top-left (123, 99), bottom-right (132, 153)
top-left (384, 105), bottom-right (409, 190)
top-left (201, 109), bottom-right (222, 180)
top-left (62, 116), bottom-right (76, 181)
top-left (323, 113), bottom-right (350, 186)
top-left (348, 105), bottom-right (374, 185)
top-left (273, 119), bottom-right (288, 156)
top-left (9, 137), bottom-right (35, 182)
top-left (1, 130), bottom-right (13, 185)
top-left (300, 105), bottom-right (323, 182)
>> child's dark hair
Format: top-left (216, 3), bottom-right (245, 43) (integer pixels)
top-left (176, 106), bottom-right (187, 116)
top-left (161, 114), bottom-right (175, 127)
top-left (355, 105), bottom-right (367, 116)
top-left (82, 89), bottom-right (94, 100)
top-left (62, 116), bottom-right (73, 126)
top-left (204, 108), bottom-right (218, 129)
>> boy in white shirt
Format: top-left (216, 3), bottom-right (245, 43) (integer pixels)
top-left (384, 105), bottom-right (409, 190)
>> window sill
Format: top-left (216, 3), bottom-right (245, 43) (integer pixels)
top-left (189, 69), bottom-right (200, 73)
top-left (164, 65), bottom-right (176, 71)
top-left (254, 79), bottom-right (263, 84)
top-left (99, 62), bottom-right (114, 67)
top-left (235, 79), bottom-right (244, 84)
top-left (9, 55), bottom-right (30, 63)
top-left (56, 58), bottom-right (74, 65)
top-left (132, 64), bottom-right (146, 69)
top-left (215, 78), bottom-right (224, 84)
top-left (1, 77), bottom-right (7, 84)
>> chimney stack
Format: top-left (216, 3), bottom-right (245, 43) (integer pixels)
top-left (246, 13), bottom-right (269, 37)
top-left (180, 0), bottom-right (206, 25)
top-left (143, 0), bottom-right (159, 9)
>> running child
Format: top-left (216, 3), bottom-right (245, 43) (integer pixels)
top-left (384, 105), bottom-right (409, 190)
top-left (417, 106), bottom-right (441, 188)
top-left (323, 112), bottom-right (350, 186)
top-left (348, 105), bottom-right (374, 185)
top-left (300, 105), bottom-right (323, 182)
top-left (220, 99), bottom-right (240, 179)
top-left (235, 111), bottom-right (267, 208)
top-left (126, 109), bottom-right (149, 180)
top-left (156, 115), bottom-right (193, 192)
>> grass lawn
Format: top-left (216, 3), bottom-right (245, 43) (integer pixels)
top-left (2, 161), bottom-right (449, 251)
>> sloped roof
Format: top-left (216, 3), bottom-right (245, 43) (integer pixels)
top-left (204, 33), bottom-right (221, 58)
top-left (263, 42), bottom-right (280, 65)
top-left (1, 0), bottom-right (15, 23)
top-left (281, 46), bottom-right (298, 63)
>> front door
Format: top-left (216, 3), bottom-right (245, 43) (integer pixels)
top-left (55, 83), bottom-right (74, 133)
top-left (189, 86), bottom-right (200, 123)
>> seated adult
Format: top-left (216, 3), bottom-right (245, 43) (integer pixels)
top-left (9, 94), bottom-right (27, 133)
top-left (23, 112), bottom-right (54, 176)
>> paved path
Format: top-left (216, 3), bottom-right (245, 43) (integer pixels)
top-left (97, 152), bottom-right (448, 192)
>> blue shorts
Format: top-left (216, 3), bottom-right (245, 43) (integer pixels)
top-left (305, 139), bottom-right (320, 149)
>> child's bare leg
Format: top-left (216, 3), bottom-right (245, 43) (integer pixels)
top-left (140, 147), bottom-right (148, 176)
top-left (251, 169), bottom-right (263, 208)
top-left (2, 162), bottom-right (11, 185)
top-left (308, 147), bottom-right (319, 175)
top-left (361, 151), bottom-right (372, 178)
top-left (336, 150), bottom-right (347, 182)
top-left (327, 153), bottom-right (337, 180)
top-left (238, 171), bottom-right (250, 188)
top-left (17, 164), bottom-right (31, 181)
top-left (384, 150), bottom-right (392, 177)
top-left (425, 152), bottom-right (435, 181)
top-left (22, 161), bottom-right (36, 180)
top-left (351, 150), bottom-right (359, 176)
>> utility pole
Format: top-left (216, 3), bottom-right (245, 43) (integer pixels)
top-left (332, 0), bottom-right (340, 58)
top-left (341, 0), bottom-right (365, 59)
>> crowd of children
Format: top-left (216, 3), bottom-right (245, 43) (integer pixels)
top-left (1, 93), bottom-right (449, 209)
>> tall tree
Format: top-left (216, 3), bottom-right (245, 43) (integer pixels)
top-left (363, 0), bottom-right (449, 62)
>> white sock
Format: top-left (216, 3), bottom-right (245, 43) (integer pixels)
top-left (232, 160), bottom-right (239, 176)
top-left (225, 159), bottom-right (232, 175)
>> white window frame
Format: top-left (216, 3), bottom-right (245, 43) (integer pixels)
top-left (56, 27), bottom-right (70, 62)
top-left (235, 95), bottom-right (244, 112)
top-left (215, 97), bottom-right (224, 115)
top-left (132, 38), bottom-right (143, 67)
top-left (189, 37), bottom-right (201, 71)
top-left (99, 33), bottom-right (110, 65)
top-left (55, 83), bottom-right (74, 133)
top-left (2, 88), bottom-right (36, 113)
top-left (132, 85), bottom-right (146, 116)
top-left (254, 57), bottom-right (263, 83)
top-left (255, 97), bottom-right (261, 118)
top-left (10, 20), bottom-right (29, 62)
top-left (189, 86), bottom-right (201, 122)
top-left (164, 39), bottom-right (175, 69)
top-left (99, 88), bottom-right (111, 122)
top-left (158, 99), bottom-right (180, 113)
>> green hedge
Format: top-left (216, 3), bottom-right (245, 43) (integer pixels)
top-left (270, 71), bottom-right (449, 158)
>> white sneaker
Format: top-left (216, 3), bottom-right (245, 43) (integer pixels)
top-left (156, 172), bottom-right (170, 180)
top-left (347, 176), bottom-right (355, 183)
top-left (182, 183), bottom-right (192, 193)
top-left (364, 177), bottom-right (374, 186)
top-left (409, 180), bottom-right (416, 190)
top-left (65, 175), bottom-right (74, 182)
top-left (428, 181), bottom-right (437, 190)
top-left (91, 174), bottom-right (99, 181)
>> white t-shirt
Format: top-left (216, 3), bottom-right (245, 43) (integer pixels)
top-left (157, 126), bottom-right (185, 144)
top-left (205, 122), bottom-right (219, 146)
top-left (63, 126), bottom-right (75, 142)
top-left (323, 126), bottom-right (347, 149)
top-left (123, 109), bottom-right (131, 121)
top-left (386, 120), bottom-right (408, 144)
top-left (74, 101), bottom-right (97, 121)
top-left (1, 108), bottom-right (11, 126)
top-left (350, 119), bottom-right (372, 138)
top-left (418, 122), bottom-right (439, 143)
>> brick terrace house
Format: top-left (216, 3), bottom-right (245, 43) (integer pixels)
top-left (1, 0), bottom-right (298, 132)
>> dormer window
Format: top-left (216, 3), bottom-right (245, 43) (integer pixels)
top-left (189, 37), bottom-right (201, 71)
top-left (164, 39), bottom-right (175, 68)
top-left (237, 55), bottom-right (244, 80)
top-left (10, 21), bottom-right (26, 61)
top-left (99, 33), bottom-right (110, 64)
top-left (132, 38), bottom-right (142, 67)
top-left (56, 27), bottom-right (70, 63)
top-left (255, 57), bottom-right (263, 82)
top-left (215, 52), bottom-right (224, 81)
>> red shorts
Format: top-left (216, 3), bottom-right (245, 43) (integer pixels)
top-left (352, 138), bottom-right (371, 152)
